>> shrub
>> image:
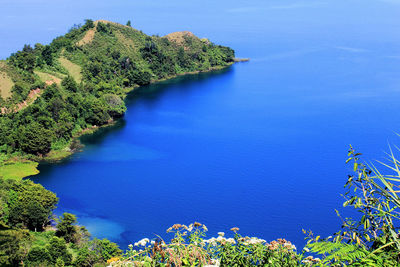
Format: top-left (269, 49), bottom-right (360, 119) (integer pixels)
top-left (27, 246), bottom-right (51, 265)
top-left (306, 145), bottom-right (400, 265)
top-left (56, 213), bottom-right (77, 243)
top-left (117, 223), bottom-right (307, 266)
top-left (46, 236), bottom-right (72, 265)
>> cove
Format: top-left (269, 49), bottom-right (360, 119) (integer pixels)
top-left (33, 41), bottom-right (400, 249)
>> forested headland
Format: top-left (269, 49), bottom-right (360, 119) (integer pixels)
top-left (0, 19), bottom-right (235, 179)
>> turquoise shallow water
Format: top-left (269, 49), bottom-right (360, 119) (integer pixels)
top-left (1, 0), bottom-right (394, 249)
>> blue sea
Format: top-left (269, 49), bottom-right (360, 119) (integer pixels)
top-left (2, 0), bottom-right (400, 249)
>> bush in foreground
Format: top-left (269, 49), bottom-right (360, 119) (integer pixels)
top-left (304, 146), bottom-right (400, 266)
top-left (110, 223), bottom-right (316, 266)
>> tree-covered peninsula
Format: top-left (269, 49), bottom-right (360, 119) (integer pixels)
top-left (0, 19), bottom-right (235, 179)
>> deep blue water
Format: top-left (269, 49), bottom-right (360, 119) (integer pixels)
top-left (34, 42), bottom-right (400, 248)
top-left (2, 0), bottom-right (398, 249)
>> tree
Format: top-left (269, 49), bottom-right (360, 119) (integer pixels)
top-left (0, 118), bottom-right (13, 149)
top-left (8, 180), bottom-right (58, 231)
top-left (41, 45), bottom-right (53, 66)
top-left (128, 69), bottom-right (151, 86)
top-left (97, 22), bottom-right (111, 34)
top-left (18, 121), bottom-right (53, 155)
top-left (9, 44), bottom-right (36, 72)
top-left (61, 75), bottom-right (78, 93)
top-left (83, 19), bottom-right (94, 29)
top-left (84, 98), bottom-right (110, 126)
top-left (55, 257), bottom-right (65, 267)
top-left (126, 20), bottom-right (131, 27)
top-left (46, 236), bottom-right (72, 265)
top-left (102, 94), bottom-right (126, 118)
top-left (56, 213), bottom-right (77, 243)
top-left (11, 83), bottom-right (29, 102)
top-left (74, 246), bottom-right (98, 267)
top-left (91, 238), bottom-right (122, 262)
top-left (27, 246), bottom-right (51, 265)
top-left (0, 228), bottom-right (30, 266)
top-left (41, 83), bottom-right (62, 101)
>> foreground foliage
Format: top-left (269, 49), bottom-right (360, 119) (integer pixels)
top-left (108, 223), bottom-right (315, 267)
top-left (0, 178), bottom-right (121, 266)
top-left (305, 145), bottom-right (400, 266)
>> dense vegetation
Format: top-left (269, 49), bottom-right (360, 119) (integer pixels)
top-left (0, 178), bottom-right (121, 266)
top-left (0, 19), bottom-right (234, 164)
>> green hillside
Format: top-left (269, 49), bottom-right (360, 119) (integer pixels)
top-left (0, 19), bottom-right (234, 169)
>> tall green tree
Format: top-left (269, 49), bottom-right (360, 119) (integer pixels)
top-left (18, 121), bottom-right (53, 155)
top-left (61, 75), bottom-right (78, 93)
top-left (0, 227), bottom-right (30, 266)
top-left (26, 246), bottom-right (51, 266)
top-left (7, 180), bottom-right (58, 231)
top-left (46, 236), bottom-right (72, 265)
top-left (41, 45), bottom-right (53, 66)
top-left (91, 238), bottom-right (122, 262)
top-left (56, 213), bottom-right (77, 243)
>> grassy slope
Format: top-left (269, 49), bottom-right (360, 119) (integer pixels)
top-left (0, 61), bottom-right (15, 99)
top-left (0, 161), bottom-right (39, 180)
top-left (34, 70), bottom-right (63, 85)
top-left (59, 57), bottom-right (82, 82)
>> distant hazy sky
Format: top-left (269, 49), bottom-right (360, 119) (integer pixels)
top-left (1, 0), bottom-right (400, 59)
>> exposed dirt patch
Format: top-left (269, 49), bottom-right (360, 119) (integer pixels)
top-left (16, 88), bottom-right (41, 110)
top-left (1, 88), bottom-right (41, 114)
top-left (164, 31), bottom-right (195, 45)
top-left (76, 28), bottom-right (96, 46)
top-left (35, 71), bottom-right (63, 85)
top-left (76, 20), bottom-right (135, 47)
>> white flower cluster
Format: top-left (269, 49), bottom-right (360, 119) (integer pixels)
top-left (266, 238), bottom-right (296, 251)
top-left (204, 259), bottom-right (220, 267)
top-left (186, 223), bottom-right (208, 232)
top-left (204, 236), bottom-right (236, 245)
top-left (134, 238), bottom-right (150, 247)
top-left (243, 237), bottom-right (267, 245)
top-left (302, 256), bottom-right (321, 264)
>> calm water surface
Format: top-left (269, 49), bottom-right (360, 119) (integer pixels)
top-left (15, 0), bottom-right (399, 249)
top-left (35, 44), bottom-right (400, 248)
